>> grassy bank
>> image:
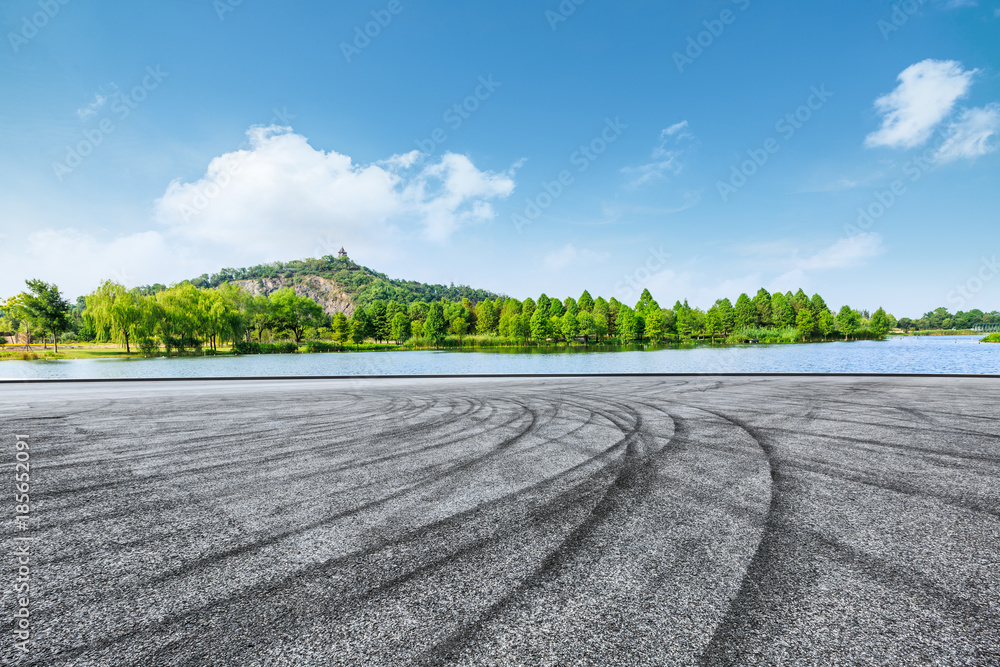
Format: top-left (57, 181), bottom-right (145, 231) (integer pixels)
top-left (890, 329), bottom-right (982, 336)
top-left (2, 331), bottom-right (900, 361)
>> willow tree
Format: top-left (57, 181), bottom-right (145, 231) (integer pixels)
top-left (2, 294), bottom-right (33, 350)
top-left (85, 280), bottom-right (146, 354)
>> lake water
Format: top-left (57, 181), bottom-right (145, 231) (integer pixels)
top-left (1, 336), bottom-right (997, 379)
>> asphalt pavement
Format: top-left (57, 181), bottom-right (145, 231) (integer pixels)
top-left (1, 376), bottom-right (998, 665)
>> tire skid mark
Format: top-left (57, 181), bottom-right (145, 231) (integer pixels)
top-left (39, 409), bottom-right (636, 663)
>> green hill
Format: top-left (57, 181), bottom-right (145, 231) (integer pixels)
top-left (186, 254), bottom-right (502, 311)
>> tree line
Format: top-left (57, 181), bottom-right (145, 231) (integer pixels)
top-left (1, 279), bottom-right (929, 354)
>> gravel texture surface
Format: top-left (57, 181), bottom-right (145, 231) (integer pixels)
top-left (1, 375), bottom-right (999, 665)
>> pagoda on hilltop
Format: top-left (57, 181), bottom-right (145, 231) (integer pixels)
top-left (338, 247), bottom-right (347, 258)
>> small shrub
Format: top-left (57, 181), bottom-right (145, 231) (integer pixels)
top-left (233, 340), bottom-right (261, 355)
top-left (233, 341), bottom-right (299, 354)
top-left (981, 333), bottom-right (1000, 343)
top-left (137, 338), bottom-right (160, 357)
top-left (306, 340), bottom-right (340, 353)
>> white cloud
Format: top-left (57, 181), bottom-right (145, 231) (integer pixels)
top-left (76, 93), bottom-right (109, 121)
top-left (3, 128), bottom-right (518, 297)
top-left (771, 233), bottom-right (884, 289)
top-left (663, 120), bottom-right (693, 140)
top-left (865, 60), bottom-right (976, 149)
top-left (3, 228), bottom-right (180, 298)
top-left (154, 126), bottom-right (516, 258)
top-left (542, 244), bottom-right (609, 272)
top-left (623, 121), bottom-right (696, 187)
top-left (934, 104), bottom-right (1000, 162)
top-left (796, 233), bottom-right (884, 270)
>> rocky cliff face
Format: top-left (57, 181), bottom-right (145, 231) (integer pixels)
top-left (231, 275), bottom-right (356, 317)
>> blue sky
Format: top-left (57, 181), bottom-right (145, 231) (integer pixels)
top-left (1, 0), bottom-right (998, 316)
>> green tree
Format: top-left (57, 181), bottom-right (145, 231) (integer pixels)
top-left (771, 292), bottom-right (795, 328)
top-left (530, 308), bottom-right (551, 341)
top-left (617, 305), bottom-right (638, 342)
top-left (734, 293), bottom-right (756, 330)
top-left (810, 293), bottom-right (829, 317)
top-left (425, 302), bottom-right (446, 348)
top-left (675, 300), bottom-right (696, 338)
top-left (561, 310), bottom-right (579, 340)
top-left (548, 298), bottom-right (565, 318)
top-left (578, 290), bottom-right (594, 312)
top-left (869, 307), bottom-right (891, 337)
top-left (3, 294), bottom-right (33, 349)
top-left (607, 298), bottom-right (621, 338)
top-left (716, 298), bottom-right (735, 334)
top-left (636, 289), bottom-right (657, 314)
top-left (593, 312), bottom-right (608, 342)
top-left (246, 295), bottom-right (274, 342)
top-left (836, 305), bottom-right (860, 340)
top-left (536, 294), bottom-right (551, 317)
top-left (21, 279), bottom-right (71, 353)
top-left (367, 300), bottom-right (389, 343)
top-left (330, 312), bottom-right (350, 344)
top-left (476, 300), bottom-right (496, 336)
top-left (269, 288), bottom-right (323, 344)
top-left (792, 289), bottom-right (811, 313)
top-left (817, 310), bottom-right (835, 340)
top-left (522, 297), bottom-right (537, 321)
top-left (577, 311), bottom-right (595, 343)
top-left (451, 316), bottom-right (468, 347)
top-left (513, 312), bottom-right (531, 344)
top-left (752, 288), bottom-right (772, 326)
top-left (350, 311), bottom-right (368, 347)
top-left (795, 308), bottom-right (815, 341)
top-left (644, 308), bottom-right (664, 342)
top-left (391, 311), bottom-right (411, 344)
top-left (705, 306), bottom-right (722, 342)
top-left (85, 280), bottom-right (146, 354)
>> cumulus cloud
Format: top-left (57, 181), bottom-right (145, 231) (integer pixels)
top-left (865, 60), bottom-right (976, 149)
top-left (3, 128), bottom-right (518, 297)
top-left (622, 121), bottom-right (696, 187)
top-left (542, 244), bottom-right (609, 272)
top-left (154, 126), bottom-right (516, 259)
top-left (934, 104), bottom-right (1000, 162)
